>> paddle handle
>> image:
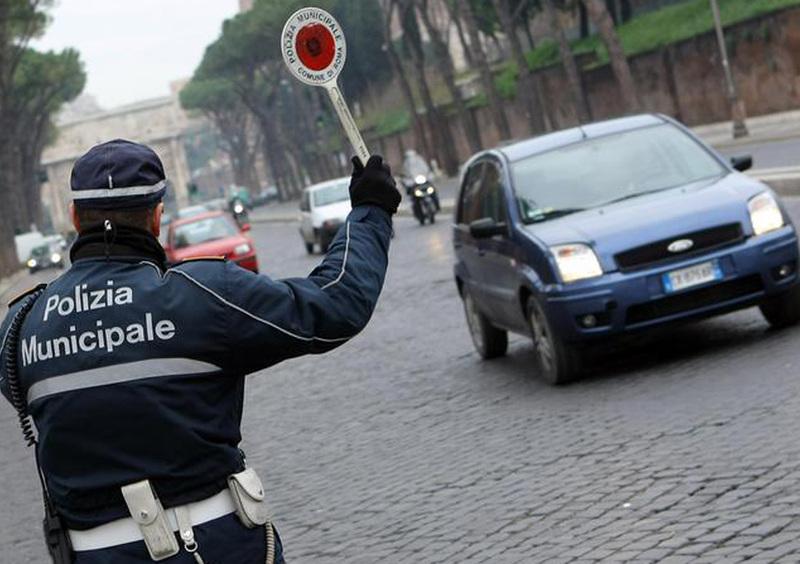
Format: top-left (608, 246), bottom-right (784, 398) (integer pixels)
top-left (325, 82), bottom-right (370, 166)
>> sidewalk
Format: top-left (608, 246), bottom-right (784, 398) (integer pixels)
top-left (692, 109), bottom-right (800, 150)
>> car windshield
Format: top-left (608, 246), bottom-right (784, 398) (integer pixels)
top-left (312, 180), bottom-right (350, 207)
top-left (172, 216), bottom-right (238, 249)
top-left (30, 245), bottom-right (49, 258)
top-left (510, 123), bottom-right (727, 224)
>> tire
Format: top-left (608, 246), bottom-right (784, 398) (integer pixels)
top-left (418, 216), bottom-right (425, 226)
top-left (463, 289), bottom-right (508, 359)
top-left (304, 241), bottom-right (314, 255)
top-left (527, 296), bottom-right (582, 385)
top-left (760, 282), bottom-right (800, 329)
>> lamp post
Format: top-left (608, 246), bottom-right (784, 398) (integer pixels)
top-left (710, 0), bottom-right (748, 138)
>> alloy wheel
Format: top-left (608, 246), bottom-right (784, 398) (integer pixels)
top-left (464, 293), bottom-right (486, 355)
top-left (529, 300), bottom-right (555, 373)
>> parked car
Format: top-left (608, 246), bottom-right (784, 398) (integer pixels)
top-left (299, 177), bottom-right (352, 254)
top-left (27, 242), bottom-right (64, 273)
top-left (253, 186), bottom-right (280, 207)
top-left (165, 211), bottom-right (258, 273)
top-left (453, 114), bottom-right (800, 384)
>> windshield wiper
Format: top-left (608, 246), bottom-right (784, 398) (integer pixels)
top-left (526, 208), bottom-right (585, 223)
top-left (600, 185), bottom-right (684, 207)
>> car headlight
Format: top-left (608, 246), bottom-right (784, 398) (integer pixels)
top-left (51, 253), bottom-right (61, 263)
top-left (414, 175), bottom-right (427, 185)
top-left (748, 192), bottom-right (784, 236)
top-left (551, 244), bottom-right (603, 283)
top-left (426, 186), bottom-right (434, 194)
top-left (414, 189), bottom-right (424, 197)
top-left (233, 243), bottom-right (251, 256)
top-left (27, 259), bottom-right (37, 268)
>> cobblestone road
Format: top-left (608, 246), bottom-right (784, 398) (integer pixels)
top-left (4, 201), bottom-right (800, 563)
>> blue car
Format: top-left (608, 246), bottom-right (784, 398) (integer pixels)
top-left (453, 114), bottom-right (800, 384)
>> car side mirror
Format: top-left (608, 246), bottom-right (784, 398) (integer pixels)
top-left (470, 217), bottom-right (507, 239)
top-left (730, 155), bottom-right (752, 172)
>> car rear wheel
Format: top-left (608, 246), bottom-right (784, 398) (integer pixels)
top-left (759, 282), bottom-right (800, 329)
top-left (527, 297), bottom-right (581, 385)
top-left (463, 289), bottom-right (507, 359)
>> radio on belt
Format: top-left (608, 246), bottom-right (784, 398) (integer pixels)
top-left (281, 7), bottom-right (370, 166)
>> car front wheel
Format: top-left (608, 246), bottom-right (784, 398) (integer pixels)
top-left (463, 289), bottom-right (507, 359)
top-left (760, 282), bottom-right (800, 329)
top-left (527, 296), bottom-right (581, 385)
top-left (304, 241), bottom-right (314, 255)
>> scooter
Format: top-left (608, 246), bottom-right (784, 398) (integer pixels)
top-left (404, 175), bottom-right (439, 226)
top-left (231, 199), bottom-right (250, 230)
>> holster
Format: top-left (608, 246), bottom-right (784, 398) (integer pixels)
top-left (120, 480), bottom-right (180, 561)
top-left (227, 468), bottom-right (269, 528)
top-left (43, 504), bottom-right (74, 564)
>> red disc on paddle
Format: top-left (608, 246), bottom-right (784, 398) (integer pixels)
top-left (296, 23), bottom-right (336, 72)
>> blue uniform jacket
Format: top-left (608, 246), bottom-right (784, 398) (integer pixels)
top-left (0, 205), bottom-right (392, 530)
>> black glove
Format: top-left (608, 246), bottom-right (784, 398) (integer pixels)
top-left (349, 155), bottom-right (402, 216)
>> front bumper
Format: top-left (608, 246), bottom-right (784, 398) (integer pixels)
top-left (543, 226), bottom-right (799, 341)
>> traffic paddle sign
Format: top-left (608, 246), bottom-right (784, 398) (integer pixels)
top-left (281, 7), bottom-right (369, 165)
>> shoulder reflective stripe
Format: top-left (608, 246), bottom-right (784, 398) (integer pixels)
top-left (321, 221), bottom-right (350, 291)
top-left (27, 358), bottom-right (220, 404)
top-left (170, 269), bottom-right (351, 344)
top-left (72, 180), bottom-right (166, 200)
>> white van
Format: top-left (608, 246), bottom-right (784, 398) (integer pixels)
top-left (299, 177), bottom-right (352, 254)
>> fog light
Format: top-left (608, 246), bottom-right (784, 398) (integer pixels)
top-left (779, 264), bottom-right (793, 278)
top-left (581, 314), bottom-right (597, 328)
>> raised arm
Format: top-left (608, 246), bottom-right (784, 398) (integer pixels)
top-left (176, 156), bottom-right (401, 373)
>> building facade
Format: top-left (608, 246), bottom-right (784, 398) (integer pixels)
top-left (41, 83), bottom-right (199, 232)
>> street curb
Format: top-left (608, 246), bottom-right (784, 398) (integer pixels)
top-left (0, 270), bottom-right (28, 304)
top-left (751, 168), bottom-right (800, 197)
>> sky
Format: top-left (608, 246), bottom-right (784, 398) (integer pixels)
top-left (32, 0), bottom-right (241, 109)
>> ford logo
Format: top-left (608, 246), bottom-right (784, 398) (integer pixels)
top-left (667, 239), bottom-right (694, 253)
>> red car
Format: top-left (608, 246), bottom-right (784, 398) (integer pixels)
top-left (165, 211), bottom-right (259, 273)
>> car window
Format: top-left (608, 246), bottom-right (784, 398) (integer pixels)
top-left (172, 216), bottom-right (239, 249)
top-left (300, 191), bottom-right (311, 212)
top-left (510, 123), bottom-right (727, 223)
top-left (480, 162), bottom-right (508, 223)
top-left (312, 180), bottom-right (350, 207)
top-left (459, 163), bottom-right (486, 225)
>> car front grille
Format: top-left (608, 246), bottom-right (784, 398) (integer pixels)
top-left (615, 223), bottom-right (744, 271)
top-left (625, 275), bottom-right (764, 326)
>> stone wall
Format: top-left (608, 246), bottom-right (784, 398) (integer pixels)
top-left (369, 6), bottom-right (800, 175)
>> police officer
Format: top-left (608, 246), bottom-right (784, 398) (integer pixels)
top-left (0, 139), bottom-right (401, 564)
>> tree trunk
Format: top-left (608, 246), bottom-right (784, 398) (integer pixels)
top-left (542, 0), bottom-right (591, 123)
top-left (462, 0), bottom-right (512, 141)
top-left (380, 0), bottom-right (431, 160)
top-left (449, 2), bottom-right (474, 68)
top-left (582, 0), bottom-right (640, 112)
top-left (620, 0), bottom-right (632, 23)
top-left (398, 0), bottom-right (459, 176)
top-left (492, 0), bottom-right (550, 133)
top-left (579, 1), bottom-right (590, 38)
top-left (418, 0), bottom-right (482, 152)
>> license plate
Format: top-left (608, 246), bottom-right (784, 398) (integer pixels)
top-left (663, 261), bottom-right (722, 293)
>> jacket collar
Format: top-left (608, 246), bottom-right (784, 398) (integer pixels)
top-left (70, 225), bottom-right (167, 269)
